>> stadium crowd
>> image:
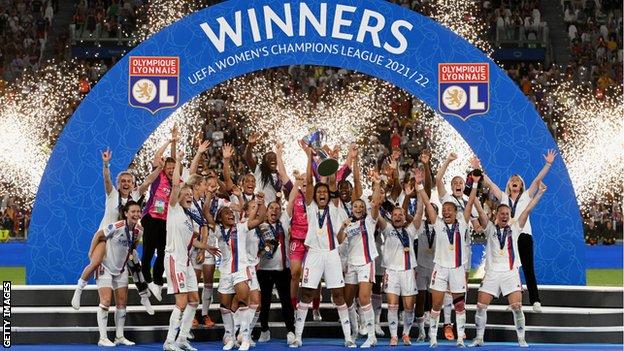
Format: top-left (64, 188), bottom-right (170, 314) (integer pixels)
top-left (0, 0), bottom-right (622, 245)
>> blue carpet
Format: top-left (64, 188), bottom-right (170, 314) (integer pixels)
top-left (9, 339), bottom-right (624, 350)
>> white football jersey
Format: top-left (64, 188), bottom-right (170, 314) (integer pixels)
top-left (500, 192), bottom-right (533, 235)
top-left (344, 215), bottom-right (379, 266)
top-left (382, 223), bottom-right (417, 271)
top-left (165, 204), bottom-right (197, 265)
top-left (99, 189), bottom-right (142, 230)
top-left (483, 222), bottom-right (522, 272)
top-left (432, 217), bottom-right (469, 268)
top-left (102, 220), bottom-right (142, 275)
top-left (415, 220), bottom-right (436, 269)
top-left (258, 213), bottom-right (291, 271)
top-left (304, 201), bottom-right (343, 251)
top-left (215, 222), bottom-right (250, 275)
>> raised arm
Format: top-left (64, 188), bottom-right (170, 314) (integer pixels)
top-left (243, 132), bottom-right (259, 171)
top-left (247, 198), bottom-right (265, 230)
top-left (169, 151), bottom-right (184, 207)
top-left (152, 139), bottom-right (173, 167)
top-left (473, 194), bottom-right (489, 229)
top-left (305, 147), bottom-right (314, 205)
top-left (351, 145), bottom-right (363, 201)
top-left (370, 176), bottom-right (382, 220)
top-left (435, 152), bottom-right (457, 199)
top-left (526, 150), bottom-right (556, 198)
top-left (412, 195), bottom-right (424, 230)
top-left (463, 173), bottom-right (480, 223)
top-left (190, 140), bottom-right (211, 175)
top-left (101, 149), bottom-right (113, 195)
top-left (222, 143), bottom-right (235, 192)
top-left (420, 150), bottom-right (433, 198)
top-left (137, 159), bottom-right (164, 194)
top-left (472, 155), bottom-right (504, 201)
top-left (518, 182), bottom-right (547, 228)
top-left (414, 167), bottom-right (437, 225)
top-left (275, 142), bottom-right (290, 184)
top-left (329, 171), bottom-right (339, 207)
top-left (287, 172), bottom-right (303, 217)
top-left (170, 124), bottom-right (179, 160)
top-left (337, 218), bottom-right (351, 244)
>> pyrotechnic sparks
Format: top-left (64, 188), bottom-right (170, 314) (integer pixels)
top-left (132, 0), bottom-right (203, 43)
top-left (552, 82), bottom-right (624, 210)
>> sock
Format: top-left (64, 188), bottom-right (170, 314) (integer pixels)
top-left (77, 278), bottom-right (87, 289)
top-left (250, 304), bottom-right (260, 331)
top-left (220, 307), bottom-right (234, 340)
top-left (178, 304), bottom-right (198, 341)
top-left (238, 306), bottom-right (252, 342)
top-left (166, 306), bottom-right (183, 343)
top-left (361, 303), bottom-right (375, 338)
top-left (313, 297), bottom-right (320, 310)
top-left (336, 304), bottom-right (352, 341)
top-left (387, 304), bottom-right (399, 337)
top-left (428, 309), bottom-right (440, 341)
top-left (456, 311), bottom-right (466, 340)
top-left (233, 308), bottom-right (242, 336)
top-left (511, 304), bottom-right (526, 339)
top-left (403, 309), bottom-right (414, 336)
top-left (415, 316), bottom-right (425, 336)
top-left (474, 303), bottom-right (487, 340)
top-left (291, 297), bottom-right (298, 310)
top-left (202, 285), bottom-right (213, 316)
top-left (294, 302), bottom-right (310, 338)
top-left (97, 305), bottom-right (109, 340)
top-left (114, 308), bottom-right (126, 339)
top-left (371, 294), bottom-right (382, 327)
top-left (348, 304), bottom-right (358, 336)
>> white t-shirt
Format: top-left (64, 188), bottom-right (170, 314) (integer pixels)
top-left (102, 220), bottom-right (142, 275)
top-left (500, 192), bottom-right (532, 235)
top-left (215, 222), bottom-right (250, 274)
top-left (304, 201), bottom-right (343, 251)
top-left (99, 189), bottom-right (141, 229)
top-left (344, 215), bottom-right (379, 266)
top-left (415, 220), bottom-right (436, 269)
top-left (246, 222), bottom-right (261, 267)
top-left (254, 165), bottom-right (280, 204)
top-left (382, 223), bottom-right (417, 271)
top-left (165, 204), bottom-right (196, 264)
top-left (483, 222), bottom-right (522, 272)
top-left (432, 217), bottom-right (469, 268)
top-left (258, 213), bottom-right (291, 271)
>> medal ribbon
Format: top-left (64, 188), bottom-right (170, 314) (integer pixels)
top-left (508, 197), bottom-right (519, 218)
top-left (395, 227), bottom-right (411, 269)
top-left (120, 222), bottom-right (136, 273)
top-left (359, 218), bottom-right (372, 264)
top-left (424, 221), bottom-right (435, 249)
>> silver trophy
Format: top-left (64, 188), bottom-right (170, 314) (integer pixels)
top-left (301, 129), bottom-right (339, 177)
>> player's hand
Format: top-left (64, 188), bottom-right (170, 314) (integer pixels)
top-left (171, 123), bottom-right (180, 141)
top-left (275, 142), bottom-right (284, 156)
top-left (178, 150), bottom-right (185, 160)
top-left (470, 156), bottom-right (481, 169)
top-left (231, 185), bottom-right (242, 197)
top-left (222, 143), bottom-right (234, 159)
top-left (413, 167), bottom-right (424, 184)
top-left (248, 132), bottom-right (259, 144)
top-left (207, 245), bottom-right (221, 258)
top-left (544, 149), bottom-right (557, 164)
top-left (198, 140), bottom-right (211, 154)
top-left (101, 148), bottom-right (112, 164)
top-left (196, 251), bottom-right (205, 264)
top-left (419, 149), bottom-right (430, 164)
top-left (447, 152), bottom-right (458, 162)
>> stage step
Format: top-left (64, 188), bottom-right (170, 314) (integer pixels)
top-left (9, 285), bottom-right (624, 344)
top-left (12, 284), bottom-right (624, 308)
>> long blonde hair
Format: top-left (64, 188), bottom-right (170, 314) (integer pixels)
top-left (504, 174), bottom-right (526, 196)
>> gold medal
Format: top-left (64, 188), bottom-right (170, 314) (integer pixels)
top-left (427, 248), bottom-right (433, 253)
top-left (499, 249), bottom-right (505, 256)
top-left (276, 192), bottom-right (283, 198)
top-left (317, 228), bottom-right (324, 236)
top-left (449, 245), bottom-right (455, 251)
top-left (403, 247), bottom-right (410, 252)
top-left (509, 218), bottom-right (516, 225)
top-left (129, 254), bottom-right (134, 261)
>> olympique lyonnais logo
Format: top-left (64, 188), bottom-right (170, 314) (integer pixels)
top-left (438, 63), bottom-right (489, 120)
top-left (128, 56), bottom-right (179, 114)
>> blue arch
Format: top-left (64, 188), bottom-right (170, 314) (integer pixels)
top-left (28, 0), bottom-right (585, 284)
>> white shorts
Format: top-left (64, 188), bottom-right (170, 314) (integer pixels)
top-left (415, 265), bottom-right (433, 291)
top-left (345, 262), bottom-right (376, 285)
top-left (383, 269), bottom-right (417, 296)
top-left (301, 249), bottom-right (345, 289)
top-left (218, 267), bottom-right (252, 295)
top-left (430, 264), bottom-right (466, 294)
top-left (463, 246), bottom-right (472, 271)
top-left (190, 250), bottom-right (216, 270)
top-left (96, 265), bottom-right (128, 290)
top-left (479, 267), bottom-right (522, 298)
top-left (165, 254), bottom-right (199, 295)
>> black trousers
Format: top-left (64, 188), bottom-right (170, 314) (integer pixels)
top-left (518, 233), bottom-right (540, 304)
top-left (141, 214), bottom-right (167, 286)
top-left (257, 269), bottom-right (295, 333)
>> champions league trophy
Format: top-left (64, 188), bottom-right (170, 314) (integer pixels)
top-left (301, 129), bottom-right (339, 177)
top-left (258, 223), bottom-right (279, 259)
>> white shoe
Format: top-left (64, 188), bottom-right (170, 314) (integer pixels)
top-left (429, 337), bottom-right (438, 348)
top-left (240, 340), bottom-right (252, 351)
top-left (532, 302), bottom-right (542, 313)
top-left (250, 339), bottom-right (256, 347)
top-left (97, 338), bottom-right (115, 347)
top-left (222, 338), bottom-right (235, 351)
top-left (176, 339), bottom-right (198, 351)
top-left (361, 335), bottom-right (377, 348)
top-left (187, 330), bottom-right (194, 340)
top-left (286, 331), bottom-right (295, 345)
top-left (163, 340), bottom-right (184, 351)
top-left (289, 337), bottom-right (302, 348)
top-left (518, 337), bottom-right (529, 347)
top-left (71, 289), bottom-right (82, 310)
top-left (456, 337), bottom-right (465, 348)
top-left (114, 336), bottom-right (135, 346)
top-left (259, 330), bottom-right (271, 342)
top-left (312, 309), bottom-right (322, 321)
top-left (141, 296), bottom-right (155, 315)
top-left (416, 331), bottom-right (426, 342)
top-left (148, 282), bottom-right (162, 301)
top-left (469, 338), bottom-right (483, 347)
top-left (374, 324), bottom-right (385, 337)
top-left (424, 312), bottom-right (430, 327)
top-left (344, 338), bottom-right (356, 348)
